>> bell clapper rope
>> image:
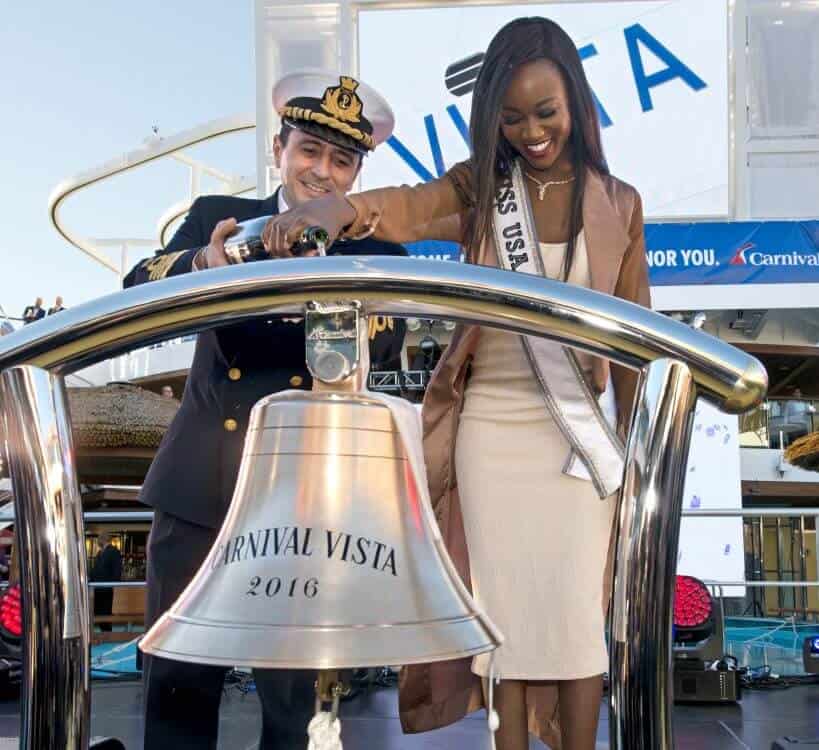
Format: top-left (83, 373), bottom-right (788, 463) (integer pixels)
top-left (308, 670), bottom-right (347, 750)
top-left (487, 652), bottom-right (501, 750)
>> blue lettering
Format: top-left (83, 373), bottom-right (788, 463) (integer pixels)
top-left (577, 44), bottom-right (614, 128)
top-left (386, 135), bottom-right (435, 182)
top-left (388, 106), bottom-right (471, 181)
top-left (424, 114), bottom-right (446, 177)
top-left (446, 104), bottom-right (471, 147)
top-left (624, 24), bottom-right (707, 112)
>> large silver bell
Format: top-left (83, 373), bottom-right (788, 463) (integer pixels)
top-left (140, 389), bottom-right (501, 669)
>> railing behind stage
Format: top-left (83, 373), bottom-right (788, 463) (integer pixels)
top-left (76, 507), bottom-right (819, 672)
top-left (0, 257), bottom-right (767, 750)
top-left (3, 502), bottom-right (799, 692)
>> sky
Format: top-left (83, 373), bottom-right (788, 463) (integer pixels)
top-left (0, 2), bottom-right (257, 324)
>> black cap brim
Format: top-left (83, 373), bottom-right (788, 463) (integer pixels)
top-left (283, 118), bottom-right (369, 156)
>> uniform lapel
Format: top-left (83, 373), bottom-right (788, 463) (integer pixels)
top-left (260, 188), bottom-right (280, 217)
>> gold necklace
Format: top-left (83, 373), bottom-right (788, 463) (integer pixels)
top-left (524, 171), bottom-right (576, 201)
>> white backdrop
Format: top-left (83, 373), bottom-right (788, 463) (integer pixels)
top-left (359, 0), bottom-right (729, 219)
top-left (677, 399), bottom-right (745, 597)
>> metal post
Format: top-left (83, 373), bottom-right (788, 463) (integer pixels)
top-left (799, 515), bottom-right (808, 618)
top-left (609, 358), bottom-right (698, 750)
top-left (0, 366), bottom-right (90, 750)
top-left (758, 517), bottom-right (766, 616)
top-left (759, 518), bottom-right (768, 617)
top-left (776, 517), bottom-right (784, 613)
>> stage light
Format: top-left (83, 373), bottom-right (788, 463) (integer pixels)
top-left (672, 575), bottom-right (740, 702)
top-left (804, 635), bottom-right (819, 674)
top-left (673, 575), bottom-right (714, 641)
top-left (0, 585), bottom-right (22, 639)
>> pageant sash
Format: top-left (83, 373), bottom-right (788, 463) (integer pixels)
top-left (492, 161), bottom-right (624, 499)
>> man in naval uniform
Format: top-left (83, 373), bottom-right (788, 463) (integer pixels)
top-left (124, 71), bottom-right (407, 750)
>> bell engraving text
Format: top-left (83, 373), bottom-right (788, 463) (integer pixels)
top-left (246, 576), bottom-right (319, 599)
top-left (325, 529), bottom-right (397, 576)
top-left (213, 525), bottom-right (398, 578)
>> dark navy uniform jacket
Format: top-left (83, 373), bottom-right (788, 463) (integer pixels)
top-left (124, 190), bottom-right (407, 530)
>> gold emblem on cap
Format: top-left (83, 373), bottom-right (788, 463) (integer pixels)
top-left (321, 76), bottom-right (363, 124)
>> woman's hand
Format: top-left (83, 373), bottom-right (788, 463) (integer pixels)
top-left (261, 194), bottom-right (357, 256)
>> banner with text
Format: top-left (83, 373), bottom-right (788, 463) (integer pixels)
top-left (645, 220), bottom-right (819, 286)
top-left (360, 0), bottom-right (729, 218)
top-left (408, 220), bottom-right (819, 287)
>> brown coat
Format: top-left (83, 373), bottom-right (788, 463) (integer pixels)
top-left (345, 163), bottom-right (650, 747)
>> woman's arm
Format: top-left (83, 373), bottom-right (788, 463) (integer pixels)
top-left (613, 189), bottom-right (650, 307)
top-left (611, 186), bottom-right (651, 435)
top-left (343, 164), bottom-right (471, 244)
top-left (261, 162), bottom-right (472, 253)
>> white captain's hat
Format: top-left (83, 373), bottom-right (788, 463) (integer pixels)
top-left (272, 71), bottom-right (395, 154)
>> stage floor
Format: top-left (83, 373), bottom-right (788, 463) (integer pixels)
top-left (0, 680), bottom-right (817, 748)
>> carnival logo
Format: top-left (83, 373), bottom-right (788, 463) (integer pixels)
top-left (728, 241), bottom-right (819, 267)
top-left (729, 242), bottom-right (753, 265)
top-left (728, 242), bottom-right (758, 266)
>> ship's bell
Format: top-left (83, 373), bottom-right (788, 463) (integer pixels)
top-left (140, 389), bottom-right (501, 669)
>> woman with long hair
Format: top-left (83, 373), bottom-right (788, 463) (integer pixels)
top-left (263, 17), bottom-right (650, 750)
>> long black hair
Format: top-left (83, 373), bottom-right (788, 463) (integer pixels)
top-left (465, 17), bottom-right (609, 279)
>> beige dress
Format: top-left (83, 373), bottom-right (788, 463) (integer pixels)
top-left (455, 230), bottom-right (616, 680)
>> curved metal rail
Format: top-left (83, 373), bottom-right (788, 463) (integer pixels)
top-left (47, 114), bottom-right (255, 274)
top-left (0, 257), bottom-right (767, 750)
top-left (0, 257), bottom-right (764, 411)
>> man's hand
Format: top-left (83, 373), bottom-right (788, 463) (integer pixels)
top-left (261, 195), bottom-right (357, 256)
top-left (196, 218), bottom-right (239, 269)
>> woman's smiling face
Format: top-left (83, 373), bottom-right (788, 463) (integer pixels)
top-left (500, 58), bottom-right (573, 174)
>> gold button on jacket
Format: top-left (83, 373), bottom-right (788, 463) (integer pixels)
top-left (223, 418), bottom-right (238, 432)
top-left (289, 375), bottom-right (303, 387)
top-left (228, 367), bottom-right (241, 381)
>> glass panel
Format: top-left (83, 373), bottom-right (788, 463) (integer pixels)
top-left (748, 1), bottom-right (819, 139)
top-left (741, 400), bottom-right (819, 448)
top-left (739, 404), bottom-right (770, 447)
top-left (749, 152), bottom-right (819, 219)
top-left (770, 399), bottom-right (814, 448)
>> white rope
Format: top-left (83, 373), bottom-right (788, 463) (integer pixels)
top-left (487, 653), bottom-right (501, 750)
top-left (741, 615), bottom-right (796, 646)
top-left (307, 711), bottom-right (342, 750)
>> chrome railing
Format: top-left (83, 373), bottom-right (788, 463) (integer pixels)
top-left (0, 257), bottom-right (767, 750)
